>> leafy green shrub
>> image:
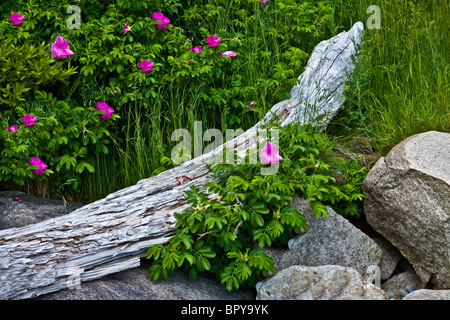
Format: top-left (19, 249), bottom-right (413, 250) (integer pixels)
top-left (146, 123), bottom-right (368, 290)
top-left (0, 0), bottom-right (332, 120)
top-left (0, 93), bottom-right (118, 189)
top-left (0, 0), bottom-right (335, 200)
top-left (0, 33), bottom-right (117, 190)
top-left (0, 41), bottom-right (76, 106)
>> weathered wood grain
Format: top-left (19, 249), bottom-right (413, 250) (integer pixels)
top-left (0, 22), bottom-right (364, 299)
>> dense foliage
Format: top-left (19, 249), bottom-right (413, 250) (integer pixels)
top-left (326, 0), bottom-right (449, 155)
top-left (0, 0), bottom-right (335, 200)
top-left (146, 123), bottom-right (368, 290)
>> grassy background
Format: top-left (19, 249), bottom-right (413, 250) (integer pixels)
top-left (81, 0), bottom-right (449, 203)
top-left (77, 1), bottom-right (336, 202)
top-left (326, 0), bottom-right (449, 157)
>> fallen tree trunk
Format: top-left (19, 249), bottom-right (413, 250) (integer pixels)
top-left (0, 22), bottom-right (364, 300)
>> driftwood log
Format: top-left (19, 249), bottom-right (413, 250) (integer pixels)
top-left (0, 22), bottom-right (364, 299)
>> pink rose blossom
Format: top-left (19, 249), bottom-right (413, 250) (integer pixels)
top-left (190, 46), bottom-right (202, 53)
top-left (123, 23), bottom-right (131, 34)
top-left (29, 157), bottom-right (47, 174)
top-left (249, 101), bottom-right (254, 108)
top-left (140, 60), bottom-right (154, 73)
top-left (10, 13), bottom-right (25, 26)
top-left (51, 36), bottom-right (74, 58)
top-left (219, 51), bottom-right (237, 57)
top-left (206, 35), bottom-right (221, 48)
top-left (22, 115), bottom-right (37, 127)
top-left (152, 12), bottom-right (170, 29)
top-left (260, 141), bottom-right (283, 164)
top-left (114, 90), bottom-right (118, 95)
top-left (96, 102), bottom-right (114, 119)
top-left (6, 125), bottom-right (18, 132)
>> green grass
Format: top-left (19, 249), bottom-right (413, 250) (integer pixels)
top-left (326, 0), bottom-right (449, 156)
top-left (76, 1), bottom-right (336, 202)
top-left (72, 0), bottom-right (450, 203)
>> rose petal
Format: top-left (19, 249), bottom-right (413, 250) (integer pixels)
top-left (260, 141), bottom-right (283, 164)
top-left (176, 177), bottom-right (185, 184)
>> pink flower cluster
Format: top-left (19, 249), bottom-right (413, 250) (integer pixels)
top-left (6, 125), bottom-right (18, 132)
top-left (123, 23), bottom-right (132, 34)
top-left (10, 13), bottom-right (24, 26)
top-left (51, 36), bottom-right (74, 59)
top-left (190, 35), bottom-right (237, 58)
top-left (23, 114), bottom-right (37, 127)
top-left (29, 157), bottom-right (47, 174)
top-left (190, 46), bottom-right (202, 54)
top-left (5, 115), bottom-right (45, 174)
top-left (260, 141), bottom-right (283, 164)
top-left (152, 12), bottom-right (170, 29)
top-left (219, 51), bottom-right (237, 57)
top-left (5, 9), bottom-right (254, 175)
top-left (96, 102), bottom-right (114, 119)
top-left (140, 60), bottom-right (154, 73)
top-left (206, 35), bottom-right (221, 48)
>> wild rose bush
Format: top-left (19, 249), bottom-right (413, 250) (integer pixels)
top-left (0, 23), bottom-right (117, 190)
top-left (1, 96), bottom-right (116, 189)
top-left (0, 0), bottom-right (335, 199)
top-left (146, 123), bottom-right (368, 290)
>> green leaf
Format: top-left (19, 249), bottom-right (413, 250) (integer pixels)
top-left (189, 268), bottom-right (197, 282)
top-left (200, 257), bottom-right (211, 270)
top-left (254, 213), bottom-right (264, 227)
top-left (198, 248), bottom-right (216, 259)
top-left (185, 254), bottom-right (195, 266)
top-left (146, 245), bottom-right (162, 260)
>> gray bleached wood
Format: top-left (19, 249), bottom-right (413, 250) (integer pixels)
top-left (0, 22), bottom-right (364, 300)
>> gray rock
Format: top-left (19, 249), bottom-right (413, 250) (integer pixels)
top-left (279, 197), bottom-right (382, 277)
top-left (403, 289), bottom-right (450, 300)
top-left (363, 131), bottom-right (450, 288)
top-left (37, 259), bottom-right (254, 300)
top-left (256, 265), bottom-right (388, 300)
top-left (405, 284), bottom-right (417, 294)
top-left (373, 237), bottom-right (403, 281)
top-left (381, 266), bottom-right (424, 300)
top-left (399, 289), bottom-right (408, 297)
top-left (398, 258), bottom-right (415, 273)
top-left (386, 292), bottom-right (395, 300)
top-left (0, 191), bottom-right (84, 230)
